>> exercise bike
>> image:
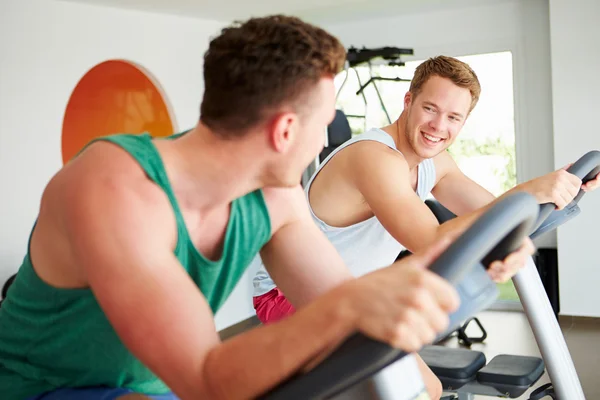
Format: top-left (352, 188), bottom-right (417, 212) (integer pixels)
top-left (259, 149), bottom-right (599, 400)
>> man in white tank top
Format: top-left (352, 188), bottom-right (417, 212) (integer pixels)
top-left (252, 55), bottom-right (598, 399)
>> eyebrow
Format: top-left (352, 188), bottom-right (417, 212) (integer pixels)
top-left (423, 101), bottom-right (465, 119)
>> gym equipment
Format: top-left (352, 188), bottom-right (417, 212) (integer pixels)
top-left (0, 273), bottom-right (16, 307)
top-left (531, 151), bottom-right (600, 237)
top-left (420, 197), bottom-right (548, 399)
top-left (303, 46), bottom-right (414, 186)
top-left (262, 150), bottom-right (599, 400)
top-left (320, 110), bottom-right (353, 163)
top-left (420, 150), bottom-right (600, 400)
top-left (259, 191), bottom-right (540, 400)
top-left (337, 46), bottom-right (413, 128)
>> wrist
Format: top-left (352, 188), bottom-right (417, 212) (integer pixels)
top-left (317, 281), bottom-right (360, 335)
top-left (511, 181), bottom-right (528, 194)
top-left (511, 181), bottom-right (537, 200)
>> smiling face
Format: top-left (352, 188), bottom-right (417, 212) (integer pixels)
top-left (403, 75), bottom-right (472, 159)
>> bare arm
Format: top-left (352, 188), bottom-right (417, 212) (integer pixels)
top-left (431, 151), bottom-right (497, 215)
top-left (432, 152), bottom-right (587, 213)
top-left (346, 143), bottom-right (495, 254)
top-left (259, 186), bottom-right (354, 308)
top-left (62, 177), bottom-right (359, 400)
top-left (345, 144), bottom-right (534, 282)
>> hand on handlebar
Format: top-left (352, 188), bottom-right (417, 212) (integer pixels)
top-left (487, 237), bottom-right (535, 283)
top-left (582, 170), bottom-right (600, 192)
top-left (520, 166), bottom-right (582, 210)
top-left (345, 236), bottom-right (460, 354)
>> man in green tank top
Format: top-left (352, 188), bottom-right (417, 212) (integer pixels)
top-left (0, 15), bottom-right (531, 400)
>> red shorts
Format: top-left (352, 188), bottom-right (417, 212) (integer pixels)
top-left (253, 288), bottom-right (296, 324)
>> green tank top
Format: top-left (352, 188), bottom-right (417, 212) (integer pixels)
top-left (0, 132), bottom-right (272, 399)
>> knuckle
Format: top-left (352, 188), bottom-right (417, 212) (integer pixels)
top-left (409, 288), bottom-right (430, 309)
top-left (437, 313), bottom-right (451, 332)
top-left (403, 307), bottom-right (419, 325)
top-left (449, 289), bottom-right (461, 311)
top-left (551, 187), bottom-right (561, 198)
top-left (391, 325), bottom-right (413, 351)
top-left (411, 270), bottom-right (429, 289)
top-left (385, 326), bottom-right (399, 346)
top-left (426, 328), bottom-right (437, 344)
top-left (394, 307), bottom-right (411, 326)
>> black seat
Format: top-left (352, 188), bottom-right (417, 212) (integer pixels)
top-left (419, 345), bottom-right (486, 389)
top-left (477, 354), bottom-right (545, 397)
top-left (419, 345), bottom-right (546, 398)
top-left (320, 110), bottom-right (352, 163)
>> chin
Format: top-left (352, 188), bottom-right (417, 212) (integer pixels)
top-left (418, 147), bottom-right (444, 159)
top-left (408, 141), bottom-right (433, 159)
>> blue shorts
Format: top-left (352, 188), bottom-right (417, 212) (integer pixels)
top-left (27, 387), bottom-right (179, 400)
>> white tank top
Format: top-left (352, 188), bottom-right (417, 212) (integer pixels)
top-left (253, 128), bottom-right (437, 296)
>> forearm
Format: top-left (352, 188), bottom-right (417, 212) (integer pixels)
top-left (422, 193), bottom-right (508, 252)
top-left (202, 284), bottom-right (356, 399)
top-left (426, 185), bottom-right (524, 249)
top-left (433, 208), bottom-right (485, 241)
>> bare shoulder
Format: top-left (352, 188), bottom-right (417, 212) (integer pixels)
top-left (32, 141), bottom-right (176, 287)
top-left (48, 143), bottom-right (174, 247)
top-left (312, 140), bottom-right (409, 193)
top-left (51, 142), bottom-right (164, 208)
top-left (339, 139), bottom-right (405, 167)
top-left (340, 140), bottom-right (411, 187)
top-left (261, 185), bottom-right (310, 235)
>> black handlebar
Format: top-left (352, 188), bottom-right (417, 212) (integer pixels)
top-left (258, 192), bottom-right (539, 400)
top-left (531, 150), bottom-right (600, 233)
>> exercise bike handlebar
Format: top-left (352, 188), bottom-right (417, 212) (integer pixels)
top-left (533, 150), bottom-right (600, 233)
top-left (258, 192), bottom-right (539, 400)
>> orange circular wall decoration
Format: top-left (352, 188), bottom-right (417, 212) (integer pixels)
top-left (61, 60), bottom-right (176, 164)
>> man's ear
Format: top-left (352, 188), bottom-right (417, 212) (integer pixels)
top-left (404, 91), bottom-right (413, 109)
top-left (269, 112), bottom-right (298, 153)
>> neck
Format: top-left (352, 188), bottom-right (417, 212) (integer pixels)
top-left (383, 111), bottom-right (424, 171)
top-left (155, 124), bottom-right (267, 213)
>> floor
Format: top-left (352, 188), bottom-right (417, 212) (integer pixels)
top-left (437, 310), bottom-right (600, 399)
top-left (218, 311), bottom-right (599, 399)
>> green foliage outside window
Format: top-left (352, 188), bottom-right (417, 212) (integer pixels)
top-left (448, 136), bottom-right (517, 195)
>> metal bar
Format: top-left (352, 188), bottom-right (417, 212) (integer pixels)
top-left (368, 64), bottom-right (391, 124)
top-left (513, 257), bottom-right (585, 399)
top-left (353, 69), bottom-right (368, 132)
top-left (345, 115), bottom-right (366, 119)
top-left (356, 77), bottom-right (411, 96)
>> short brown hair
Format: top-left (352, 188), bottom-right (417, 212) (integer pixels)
top-left (410, 56), bottom-right (481, 112)
top-left (200, 15), bottom-right (346, 138)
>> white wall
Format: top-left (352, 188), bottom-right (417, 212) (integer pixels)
top-left (323, 0), bottom-right (557, 248)
top-left (0, 0), bottom-right (252, 329)
top-left (549, 0), bottom-right (600, 317)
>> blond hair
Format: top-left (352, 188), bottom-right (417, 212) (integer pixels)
top-left (410, 56), bottom-right (481, 112)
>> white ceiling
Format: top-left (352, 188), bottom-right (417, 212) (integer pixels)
top-left (57, 0), bottom-right (515, 24)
